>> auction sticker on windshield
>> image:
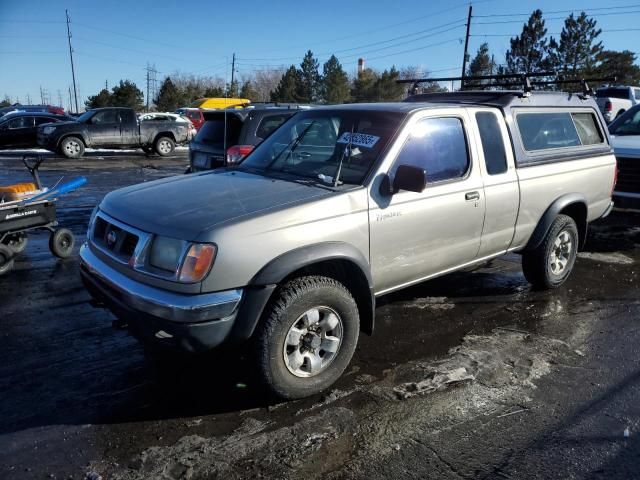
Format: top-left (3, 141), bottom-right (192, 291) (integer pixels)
top-left (337, 132), bottom-right (380, 148)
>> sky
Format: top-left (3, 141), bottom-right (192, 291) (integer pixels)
top-left (1, 0), bottom-right (639, 110)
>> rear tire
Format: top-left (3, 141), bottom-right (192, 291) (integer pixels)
top-left (154, 136), bottom-right (175, 156)
top-left (60, 136), bottom-right (85, 159)
top-left (3, 233), bottom-right (28, 254)
top-left (0, 244), bottom-right (14, 276)
top-left (49, 228), bottom-right (75, 258)
top-left (254, 276), bottom-right (359, 399)
top-left (522, 214), bottom-right (579, 289)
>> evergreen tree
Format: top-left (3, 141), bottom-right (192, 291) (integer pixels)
top-left (85, 88), bottom-right (112, 109)
top-left (590, 50), bottom-right (640, 87)
top-left (505, 10), bottom-right (551, 74)
top-left (351, 68), bottom-right (378, 103)
top-left (110, 80), bottom-right (144, 110)
top-left (271, 66), bottom-right (303, 103)
top-left (374, 67), bottom-right (405, 101)
top-left (466, 43), bottom-right (496, 87)
top-left (239, 80), bottom-right (259, 101)
top-left (321, 55), bottom-right (350, 104)
top-left (550, 12), bottom-right (603, 79)
top-left (226, 80), bottom-right (239, 98)
top-left (297, 50), bottom-right (321, 103)
top-left (203, 85), bottom-right (224, 97)
top-left (0, 97), bottom-right (10, 108)
top-left (155, 77), bottom-right (182, 112)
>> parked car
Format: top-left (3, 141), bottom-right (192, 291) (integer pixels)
top-left (37, 107), bottom-right (191, 158)
top-left (608, 104), bottom-right (640, 210)
top-left (138, 112), bottom-right (196, 140)
top-left (188, 105), bottom-right (308, 172)
top-left (0, 104), bottom-right (65, 117)
top-left (175, 108), bottom-right (206, 130)
top-left (0, 112), bottom-right (74, 149)
top-left (80, 91), bottom-right (615, 399)
top-left (595, 86), bottom-right (640, 123)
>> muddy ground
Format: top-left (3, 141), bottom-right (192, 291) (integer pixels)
top-left (0, 150), bottom-right (639, 479)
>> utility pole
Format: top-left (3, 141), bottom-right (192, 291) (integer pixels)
top-left (57, 89), bottom-right (63, 107)
top-left (105, 79), bottom-right (108, 91)
top-left (146, 63), bottom-right (150, 111)
top-left (460, 4), bottom-right (473, 90)
top-left (26, 94), bottom-right (31, 104)
top-left (68, 86), bottom-right (73, 112)
top-left (66, 9), bottom-right (79, 113)
top-left (231, 53), bottom-right (236, 95)
top-left (40, 86), bottom-right (44, 104)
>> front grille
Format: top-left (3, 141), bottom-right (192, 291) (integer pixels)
top-left (616, 157), bottom-right (640, 194)
top-left (93, 215), bottom-right (140, 263)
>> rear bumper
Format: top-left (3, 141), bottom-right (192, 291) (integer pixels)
top-left (614, 192), bottom-right (640, 211)
top-left (79, 242), bottom-right (243, 352)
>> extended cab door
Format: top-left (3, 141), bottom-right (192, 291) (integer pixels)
top-left (119, 109), bottom-right (139, 145)
top-left (87, 109), bottom-right (120, 146)
top-left (469, 108), bottom-right (520, 257)
top-left (369, 110), bottom-right (486, 294)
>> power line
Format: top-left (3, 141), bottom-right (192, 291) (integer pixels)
top-left (475, 9), bottom-right (640, 24)
top-left (473, 3), bottom-right (640, 17)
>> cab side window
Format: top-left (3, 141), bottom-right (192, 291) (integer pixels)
top-left (394, 117), bottom-right (469, 183)
top-left (91, 110), bottom-right (118, 124)
top-left (476, 112), bottom-right (508, 175)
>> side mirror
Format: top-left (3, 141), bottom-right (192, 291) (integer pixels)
top-left (391, 164), bottom-right (427, 193)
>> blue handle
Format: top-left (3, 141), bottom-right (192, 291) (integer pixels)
top-left (24, 176), bottom-right (87, 204)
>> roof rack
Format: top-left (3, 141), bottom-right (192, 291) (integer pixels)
top-left (397, 73), bottom-right (616, 97)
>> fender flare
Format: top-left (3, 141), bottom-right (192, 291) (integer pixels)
top-left (228, 242), bottom-right (376, 343)
top-left (57, 132), bottom-right (89, 149)
top-left (524, 193), bottom-right (588, 251)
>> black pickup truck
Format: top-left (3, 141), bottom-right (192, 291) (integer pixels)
top-left (37, 107), bottom-right (191, 158)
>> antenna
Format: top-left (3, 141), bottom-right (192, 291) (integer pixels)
top-left (66, 9), bottom-right (79, 113)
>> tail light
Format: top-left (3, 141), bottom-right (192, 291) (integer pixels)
top-left (226, 145), bottom-right (254, 165)
top-left (604, 100), bottom-right (612, 112)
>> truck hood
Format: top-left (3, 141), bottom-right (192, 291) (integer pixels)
top-left (100, 170), bottom-right (333, 240)
top-left (611, 135), bottom-right (640, 157)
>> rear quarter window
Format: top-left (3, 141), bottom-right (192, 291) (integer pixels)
top-left (516, 111), bottom-right (604, 153)
top-left (255, 114), bottom-right (291, 140)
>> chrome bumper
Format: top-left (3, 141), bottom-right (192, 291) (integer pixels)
top-left (79, 242), bottom-right (242, 323)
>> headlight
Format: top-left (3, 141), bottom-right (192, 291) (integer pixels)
top-left (87, 206), bottom-right (99, 238)
top-left (43, 126), bottom-right (57, 135)
top-left (150, 236), bottom-right (185, 272)
top-left (178, 243), bottom-right (216, 282)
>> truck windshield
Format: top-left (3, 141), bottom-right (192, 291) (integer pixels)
top-left (609, 105), bottom-right (640, 136)
top-left (238, 109), bottom-right (403, 186)
top-left (76, 111), bottom-right (94, 122)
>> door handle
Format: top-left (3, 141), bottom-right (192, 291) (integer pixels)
top-left (465, 191), bottom-right (480, 201)
top-left (296, 152), bottom-right (312, 158)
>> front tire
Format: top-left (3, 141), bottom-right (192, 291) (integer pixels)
top-left (154, 136), bottom-right (175, 156)
top-left (522, 214), bottom-right (579, 289)
top-left (255, 276), bottom-right (360, 399)
top-left (60, 136), bottom-right (85, 159)
top-left (49, 228), bottom-right (75, 258)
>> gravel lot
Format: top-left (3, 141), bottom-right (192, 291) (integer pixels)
top-left (0, 150), bottom-right (639, 479)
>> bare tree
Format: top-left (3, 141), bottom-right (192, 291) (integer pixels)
top-left (250, 68), bottom-right (287, 102)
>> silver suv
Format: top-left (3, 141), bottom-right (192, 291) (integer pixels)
top-left (80, 91), bottom-right (616, 399)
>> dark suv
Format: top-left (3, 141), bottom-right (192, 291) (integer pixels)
top-left (188, 105), bottom-right (310, 172)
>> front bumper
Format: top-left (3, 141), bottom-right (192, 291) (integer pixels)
top-left (79, 242), bottom-right (243, 352)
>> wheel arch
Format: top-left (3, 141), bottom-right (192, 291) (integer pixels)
top-left (57, 132), bottom-right (88, 149)
top-left (153, 131), bottom-right (177, 144)
top-left (524, 193), bottom-right (588, 251)
top-left (228, 242), bottom-right (375, 343)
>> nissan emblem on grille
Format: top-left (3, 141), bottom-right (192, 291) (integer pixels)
top-left (106, 230), bottom-right (117, 248)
